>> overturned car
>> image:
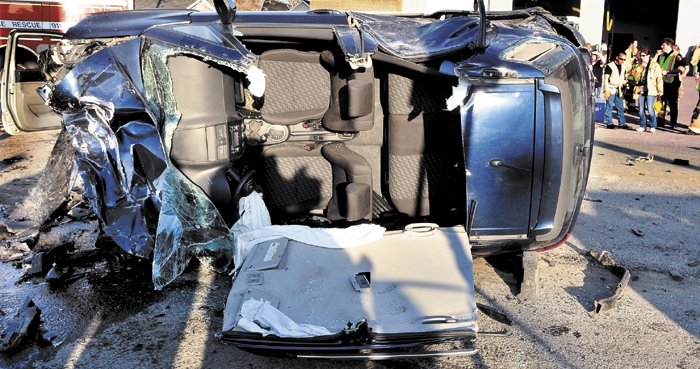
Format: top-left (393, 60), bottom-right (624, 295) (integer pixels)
top-left (2, 0), bottom-right (594, 359)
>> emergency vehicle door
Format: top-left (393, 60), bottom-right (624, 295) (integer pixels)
top-left (1, 30), bottom-right (63, 135)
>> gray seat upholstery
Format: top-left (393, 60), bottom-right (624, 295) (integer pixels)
top-left (261, 143), bottom-right (333, 216)
top-left (322, 56), bottom-right (375, 132)
top-left (322, 142), bottom-right (373, 222)
top-left (257, 50), bottom-right (376, 221)
top-left (320, 61), bottom-right (376, 222)
top-left (386, 73), bottom-right (465, 218)
top-left (258, 49), bottom-right (332, 125)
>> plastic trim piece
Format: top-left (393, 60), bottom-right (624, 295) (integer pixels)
top-left (533, 78), bottom-right (572, 241)
top-left (296, 348), bottom-right (479, 360)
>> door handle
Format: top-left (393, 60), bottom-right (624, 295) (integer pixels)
top-left (489, 158), bottom-right (530, 173)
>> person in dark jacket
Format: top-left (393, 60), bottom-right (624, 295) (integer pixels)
top-left (654, 38), bottom-right (687, 129)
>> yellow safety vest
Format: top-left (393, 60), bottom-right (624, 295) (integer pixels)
top-left (659, 52), bottom-right (679, 83)
top-left (606, 61), bottom-right (626, 90)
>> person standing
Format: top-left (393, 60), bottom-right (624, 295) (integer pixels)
top-left (592, 51), bottom-right (605, 97)
top-left (655, 38), bottom-right (687, 129)
top-left (625, 40), bottom-right (639, 65)
top-left (601, 43), bottom-right (608, 61)
top-left (624, 40), bottom-right (640, 110)
top-left (631, 48), bottom-right (664, 133)
top-left (603, 52), bottom-right (633, 129)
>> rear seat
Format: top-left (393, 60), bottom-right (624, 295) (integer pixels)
top-left (386, 72), bottom-right (465, 219)
top-left (258, 49), bottom-right (376, 221)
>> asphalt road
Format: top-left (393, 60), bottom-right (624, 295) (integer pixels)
top-left (1, 78), bottom-right (699, 369)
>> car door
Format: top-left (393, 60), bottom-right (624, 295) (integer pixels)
top-left (1, 30), bottom-right (63, 135)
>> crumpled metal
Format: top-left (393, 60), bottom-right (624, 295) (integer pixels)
top-left (493, 14), bottom-right (556, 34)
top-left (349, 12), bottom-right (494, 62)
top-left (46, 28), bottom-right (258, 289)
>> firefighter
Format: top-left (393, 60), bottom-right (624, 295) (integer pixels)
top-left (623, 40), bottom-right (639, 111)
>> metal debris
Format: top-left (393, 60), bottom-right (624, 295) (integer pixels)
top-left (590, 251), bottom-right (631, 315)
top-left (27, 253), bottom-right (47, 275)
top-left (476, 303), bottom-right (513, 325)
top-left (0, 297), bottom-right (42, 352)
top-left (631, 229), bottom-right (645, 237)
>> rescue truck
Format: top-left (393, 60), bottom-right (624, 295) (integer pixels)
top-left (1, 0), bottom-right (133, 128)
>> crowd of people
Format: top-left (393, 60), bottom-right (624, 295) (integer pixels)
top-left (589, 38), bottom-right (700, 135)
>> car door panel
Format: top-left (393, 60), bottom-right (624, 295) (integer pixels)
top-left (1, 30), bottom-right (63, 134)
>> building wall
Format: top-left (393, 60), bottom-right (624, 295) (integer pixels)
top-left (488, 0), bottom-right (513, 11)
top-left (578, 0), bottom-right (604, 46)
top-left (401, 0), bottom-right (514, 13)
top-left (614, 20), bottom-right (664, 55)
top-left (676, 0), bottom-right (699, 59)
top-left (403, 0), bottom-right (471, 13)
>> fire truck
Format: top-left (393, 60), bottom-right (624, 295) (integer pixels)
top-left (1, 0), bottom-right (133, 67)
top-left (1, 0), bottom-right (133, 131)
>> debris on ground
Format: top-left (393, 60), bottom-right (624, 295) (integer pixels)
top-left (0, 298), bottom-right (42, 352)
top-left (477, 303), bottom-right (513, 325)
top-left (669, 272), bottom-right (684, 282)
top-left (26, 252), bottom-right (47, 276)
top-left (626, 154), bottom-right (654, 163)
top-left (0, 242), bottom-right (31, 262)
top-left (631, 229), bottom-right (645, 237)
top-left (689, 260), bottom-right (700, 267)
top-left (588, 251), bottom-right (631, 315)
top-left (584, 198), bottom-right (603, 202)
top-left (0, 155), bottom-right (26, 165)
